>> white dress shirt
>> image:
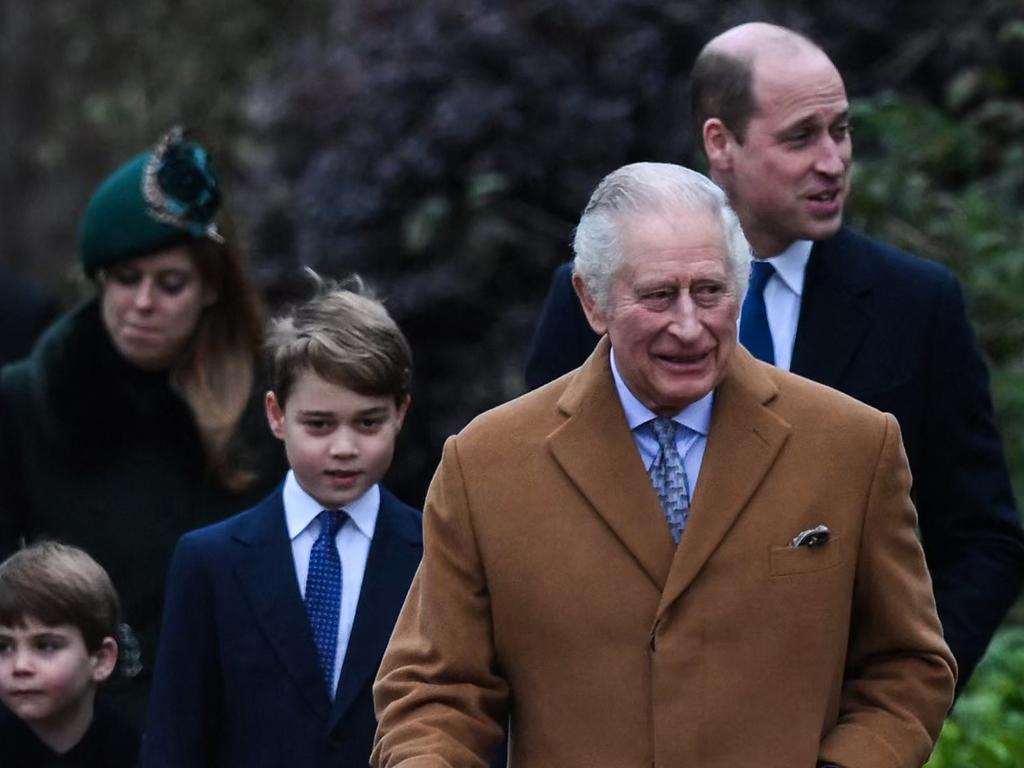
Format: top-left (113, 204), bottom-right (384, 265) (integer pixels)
top-left (610, 350), bottom-right (713, 495)
top-left (283, 469), bottom-right (380, 695)
top-left (744, 239), bottom-right (812, 371)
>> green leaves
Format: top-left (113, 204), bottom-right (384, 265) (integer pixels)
top-left (927, 629), bottom-right (1024, 768)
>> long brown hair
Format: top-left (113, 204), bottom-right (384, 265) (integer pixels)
top-left (172, 220), bottom-right (265, 492)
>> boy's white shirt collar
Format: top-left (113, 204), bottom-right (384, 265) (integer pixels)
top-left (282, 469), bottom-right (379, 541)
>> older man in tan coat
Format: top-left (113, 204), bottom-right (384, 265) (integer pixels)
top-left (373, 163), bottom-right (955, 768)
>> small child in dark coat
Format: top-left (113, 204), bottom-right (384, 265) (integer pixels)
top-left (0, 542), bottom-right (139, 767)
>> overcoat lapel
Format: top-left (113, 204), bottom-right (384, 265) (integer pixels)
top-left (657, 348), bottom-right (791, 618)
top-left (548, 338), bottom-right (676, 590)
top-left (790, 234), bottom-right (873, 388)
top-left (232, 490), bottom-right (332, 720)
top-left (330, 491), bottom-right (421, 728)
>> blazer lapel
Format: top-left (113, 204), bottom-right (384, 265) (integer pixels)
top-left (657, 348), bottom-right (791, 618)
top-left (232, 490), bottom-right (332, 720)
top-left (330, 491), bottom-right (421, 728)
top-left (790, 232), bottom-right (873, 388)
top-left (548, 338), bottom-right (677, 591)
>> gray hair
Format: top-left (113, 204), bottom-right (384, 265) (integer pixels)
top-left (572, 162), bottom-right (752, 310)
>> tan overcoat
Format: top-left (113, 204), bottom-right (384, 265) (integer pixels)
top-left (374, 340), bottom-right (956, 768)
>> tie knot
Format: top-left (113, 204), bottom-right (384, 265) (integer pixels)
top-left (319, 509), bottom-right (346, 539)
top-left (651, 417), bottom-right (678, 451)
top-left (748, 260), bottom-right (776, 293)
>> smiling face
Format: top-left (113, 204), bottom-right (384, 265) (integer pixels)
top-left (705, 44), bottom-right (851, 257)
top-left (100, 245), bottom-right (216, 370)
top-left (0, 618), bottom-right (116, 740)
top-left (575, 209), bottom-right (740, 416)
top-left (265, 370), bottom-right (409, 509)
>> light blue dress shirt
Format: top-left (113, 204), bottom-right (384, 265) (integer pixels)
top-left (283, 470), bottom-right (379, 694)
top-left (610, 350), bottom-right (713, 495)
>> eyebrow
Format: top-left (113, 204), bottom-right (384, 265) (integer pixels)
top-left (0, 629), bottom-right (69, 639)
top-left (779, 107), bottom-right (850, 134)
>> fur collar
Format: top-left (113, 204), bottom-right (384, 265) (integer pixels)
top-left (17, 299), bottom-right (201, 464)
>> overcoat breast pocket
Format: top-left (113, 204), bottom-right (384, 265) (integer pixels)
top-left (769, 535), bottom-right (843, 578)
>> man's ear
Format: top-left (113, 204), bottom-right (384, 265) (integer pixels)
top-left (703, 118), bottom-right (735, 174)
top-left (572, 272), bottom-right (609, 336)
top-left (265, 391), bottom-right (287, 440)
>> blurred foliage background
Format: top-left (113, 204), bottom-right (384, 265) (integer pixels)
top-left (1, 1), bottom-right (1023, 748)
top-left (927, 628), bottom-right (1024, 768)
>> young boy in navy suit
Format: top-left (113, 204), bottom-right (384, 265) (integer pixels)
top-left (141, 280), bottom-right (422, 768)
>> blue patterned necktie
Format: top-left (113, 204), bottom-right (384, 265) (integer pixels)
top-left (305, 509), bottom-right (345, 697)
top-left (648, 418), bottom-right (691, 543)
top-left (740, 260), bottom-right (776, 364)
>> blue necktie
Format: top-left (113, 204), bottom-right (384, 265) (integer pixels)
top-left (648, 418), bottom-right (691, 543)
top-left (305, 509), bottom-right (345, 697)
top-left (740, 260), bottom-right (776, 364)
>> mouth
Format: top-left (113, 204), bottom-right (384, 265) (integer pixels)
top-left (121, 324), bottom-right (163, 342)
top-left (6, 689), bottom-right (44, 699)
top-left (655, 350), bottom-right (711, 368)
top-left (324, 469), bottom-right (362, 488)
top-left (804, 188), bottom-right (844, 215)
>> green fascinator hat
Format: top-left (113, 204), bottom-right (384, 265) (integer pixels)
top-left (78, 127), bottom-right (223, 277)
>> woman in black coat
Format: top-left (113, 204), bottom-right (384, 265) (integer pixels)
top-left (0, 128), bottom-right (284, 722)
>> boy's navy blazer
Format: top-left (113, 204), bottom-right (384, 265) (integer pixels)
top-left (524, 226), bottom-right (1024, 687)
top-left (141, 484), bottom-right (423, 768)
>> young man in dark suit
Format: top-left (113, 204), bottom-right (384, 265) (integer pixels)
top-left (525, 22), bottom-right (1024, 690)
top-left (141, 282), bottom-right (422, 767)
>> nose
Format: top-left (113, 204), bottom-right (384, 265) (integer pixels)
top-left (666, 293), bottom-right (703, 341)
top-left (132, 277), bottom-right (156, 310)
top-left (814, 135), bottom-right (850, 177)
top-left (9, 647), bottom-right (34, 675)
top-left (329, 428), bottom-right (359, 459)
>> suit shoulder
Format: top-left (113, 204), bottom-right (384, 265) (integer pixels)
top-left (456, 374), bottom-right (569, 448)
top-left (831, 227), bottom-right (956, 286)
top-left (177, 489), bottom-right (283, 551)
top-left (379, 485), bottom-right (423, 542)
top-left (554, 260), bottom-right (574, 280)
top-left (768, 364), bottom-right (889, 430)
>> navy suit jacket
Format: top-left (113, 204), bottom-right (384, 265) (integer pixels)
top-left (140, 484), bottom-right (422, 768)
top-left (525, 226), bottom-right (1024, 687)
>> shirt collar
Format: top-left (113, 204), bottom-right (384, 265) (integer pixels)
top-left (761, 239), bottom-right (812, 296)
top-left (283, 470), bottom-right (380, 541)
top-left (610, 349), bottom-right (714, 436)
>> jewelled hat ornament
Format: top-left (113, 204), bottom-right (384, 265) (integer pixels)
top-left (142, 126), bottom-right (222, 242)
top-left (79, 127), bottom-right (224, 277)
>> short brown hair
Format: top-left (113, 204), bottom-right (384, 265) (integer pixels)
top-left (0, 542), bottom-right (120, 653)
top-left (266, 276), bottom-right (413, 407)
top-left (690, 49), bottom-right (757, 146)
top-left (691, 26), bottom-right (824, 147)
